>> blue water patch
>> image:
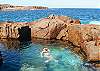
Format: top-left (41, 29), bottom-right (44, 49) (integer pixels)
top-left (0, 8), bottom-right (100, 24)
top-left (0, 40), bottom-right (96, 71)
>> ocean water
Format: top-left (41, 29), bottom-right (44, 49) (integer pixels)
top-left (0, 8), bottom-right (100, 24)
top-left (0, 8), bottom-right (99, 71)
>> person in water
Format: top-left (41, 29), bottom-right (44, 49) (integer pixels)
top-left (41, 48), bottom-right (58, 63)
top-left (83, 61), bottom-right (96, 71)
top-left (0, 51), bottom-right (3, 66)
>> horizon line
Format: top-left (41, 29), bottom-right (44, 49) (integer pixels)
top-left (0, 3), bottom-right (99, 8)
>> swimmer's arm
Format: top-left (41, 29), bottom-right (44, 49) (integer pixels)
top-left (40, 52), bottom-right (43, 57)
top-left (46, 49), bottom-right (50, 53)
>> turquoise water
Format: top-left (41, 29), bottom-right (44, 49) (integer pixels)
top-left (0, 8), bottom-right (99, 71)
top-left (0, 39), bottom-right (94, 71)
top-left (0, 8), bottom-right (100, 24)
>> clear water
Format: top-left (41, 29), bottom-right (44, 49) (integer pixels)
top-left (0, 39), bottom-right (94, 71)
top-left (0, 8), bottom-right (99, 71)
top-left (0, 8), bottom-right (100, 24)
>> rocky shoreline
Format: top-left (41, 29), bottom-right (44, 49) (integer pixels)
top-left (0, 4), bottom-right (48, 11)
top-left (0, 15), bottom-right (100, 67)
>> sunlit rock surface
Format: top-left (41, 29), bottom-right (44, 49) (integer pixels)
top-left (67, 24), bottom-right (100, 62)
top-left (31, 15), bottom-right (80, 39)
top-left (0, 22), bottom-right (27, 39)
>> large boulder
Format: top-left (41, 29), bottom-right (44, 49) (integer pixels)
top-left (67, 25), bottom-right (82, 46)
top-left (31, 18), bottom-right (66, 39)
top-left (31, 15), bottom-right (80, 39)
top-left (67, 24), bottom-right (100, 62)
top-left (67, 25), bottom-right (100, 47)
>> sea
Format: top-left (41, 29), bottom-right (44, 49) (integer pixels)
top-left (0, 8), bottom-right (100, 24)
top-left (0, 8), bottom-right (99, 71)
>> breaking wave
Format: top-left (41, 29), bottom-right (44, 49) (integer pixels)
top-left (89, 21), bottom-right (100, 25)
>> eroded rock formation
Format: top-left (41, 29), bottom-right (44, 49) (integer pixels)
top-left (30, 15), bottom-right (80, 39)
top-left (0, 22), bottom-right (27, 39)
top-left (59, 24), bottom-right (100, 62)
top-left (0, 15), bottom-right (100, 65)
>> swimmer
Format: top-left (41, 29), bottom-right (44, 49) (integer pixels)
top-left (41, 48), bottom-right (58, 63)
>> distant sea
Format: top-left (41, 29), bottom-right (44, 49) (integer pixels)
top-left (0, 8), bottom-right (100, 24)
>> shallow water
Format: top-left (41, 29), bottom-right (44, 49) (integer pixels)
top-left (0, 39), bottom-right (95, 71)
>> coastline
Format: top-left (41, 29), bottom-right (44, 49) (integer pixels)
top-left (0, 4), bottom-right (48, 11)
top-left (0, 14), bottom-right (100, 69)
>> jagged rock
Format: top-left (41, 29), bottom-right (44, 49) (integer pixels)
top-left (67, 25), bottom-right (100, 47)
top-left (31, 15), bottom-right (80, 39)
top-left (31, 18), bottom-right (66, 39)
top-left (0, 15), bottom-right (80, 39)
top-left (68, 25), bottom-right (82, 46)
top-left (83, 41), bottom-right (100, 61)
top-left (57, 16), bottom-right (71, 22)
top-left (95, 34), bottom-right (100, 46)
top-left (56, 28), bottom-right (68, 41)
top-left (96, 40), bottom-right (100, 46)
top-left (65, 24), bottom-right (100, 62)
top-left (0, 22), bottom-right (27, 39)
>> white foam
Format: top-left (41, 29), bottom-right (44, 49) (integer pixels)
top-left (89, 21), bottom-right (100, 25)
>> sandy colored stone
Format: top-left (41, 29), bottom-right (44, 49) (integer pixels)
top-left (68, 25), bottom-right (82, 46)
top-left (67, 25), bottom-right (100, 47)
top-left (31, 18), bottom-right (66, 39)
top-left (56, 28), bottom-right (68, 40)
top-left (31, 15), bottom-right (80, 39)
top-left (0, 22), bottom-right (27, 39)
top-left (83, 41), bottom-right (100, 61)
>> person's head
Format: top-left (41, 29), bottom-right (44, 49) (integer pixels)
top-left (43, 48), bottom-right (49, 52)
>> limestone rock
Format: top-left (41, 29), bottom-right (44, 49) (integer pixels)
top-left (31, 18), bottom-right (66, 39)
top-left (67, 25), bottom-right (100, 47)
top-left (0, 22), bottom-right (27, 39)
top-left (56, 28), bottom-right (68, 41)
top-left (68, 25), bottom-right (82, 46)
top-left (83, 41), bottom-right (100, 61)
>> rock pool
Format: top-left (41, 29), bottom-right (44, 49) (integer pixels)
top-left (0, 39), bottom-right (95, 71)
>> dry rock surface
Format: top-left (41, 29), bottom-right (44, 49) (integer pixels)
top-left (30, 15), bottom-right (80, 39)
